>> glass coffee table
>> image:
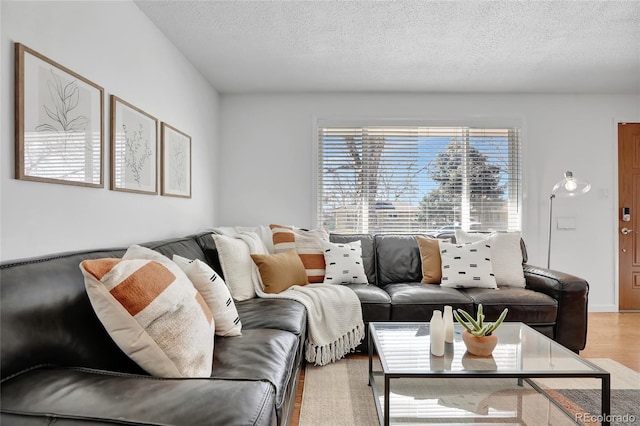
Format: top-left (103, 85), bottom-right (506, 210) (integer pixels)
top-left (368, 322), bottom-right (610, 426)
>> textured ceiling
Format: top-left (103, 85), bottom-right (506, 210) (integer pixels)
top-left (135, 0), bottom-right (640, 94)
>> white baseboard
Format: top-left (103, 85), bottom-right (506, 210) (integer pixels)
top-left (588, 305), bottom-right (618, 312)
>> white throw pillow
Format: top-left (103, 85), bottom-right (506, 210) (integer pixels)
top-left (81, 245), bottom-right (214, 378)
top-left (322, 240), bottom-right (368, 285)
top-left (211, 234), bottom-right (257, 301)
top-left (455, 230), bottom-right (526, 288)
top-left (439, 241), bottom-right (497, 289)
top-left (213, 225), bottom-right (275, 253)
top-left (454, 230), bottom-right (487, 244)
top-left (173, 255), bottom-right (242, 336)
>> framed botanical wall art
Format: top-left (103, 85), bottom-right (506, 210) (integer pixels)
top-left (110, 96), bottom-right (158, 194)
top-left (15, 43), bottom-right (104, 187)
top-left (161, 123), bottom-right (191, 198)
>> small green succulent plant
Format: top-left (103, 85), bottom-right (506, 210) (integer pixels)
top-left (453, 304), bottom-right (508, 337)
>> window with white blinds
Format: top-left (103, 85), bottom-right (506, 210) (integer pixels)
top-left (317, 126), bottom-right (521, 234)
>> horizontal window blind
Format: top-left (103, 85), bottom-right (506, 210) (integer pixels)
top-left (317, 126), bottom-right (521, 234)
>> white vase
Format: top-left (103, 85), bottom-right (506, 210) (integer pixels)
top-left (430, 310), bottom-right (444, 356)
top-left (443, 305), bottom-right (454, 343)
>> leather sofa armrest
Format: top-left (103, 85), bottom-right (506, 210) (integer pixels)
top-left (523, 264), bottom-right (589, 352)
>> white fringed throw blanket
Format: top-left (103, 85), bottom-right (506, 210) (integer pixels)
top-left (235, 233), bottom-right (365, 366)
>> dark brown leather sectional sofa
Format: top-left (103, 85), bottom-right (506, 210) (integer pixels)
top-left (330, 233), bottom-right (589, 353)
top-left (0, 231), bottom-right (588, 425)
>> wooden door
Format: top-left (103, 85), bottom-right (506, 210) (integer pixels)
top-left (618, 122), bottom-right (640, 310)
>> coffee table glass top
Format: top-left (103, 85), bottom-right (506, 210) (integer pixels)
top-left (368, 322), bottom-right (611, 425)
top-left (371, 322), bottom-right (601, 375)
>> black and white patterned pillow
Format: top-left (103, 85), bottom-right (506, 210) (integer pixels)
top-left (439, 241), bottom-right (497, 289)
top-left (322, 240), bottom-right (368, 285)
top-left (172, 254), bottom-right (242, 336)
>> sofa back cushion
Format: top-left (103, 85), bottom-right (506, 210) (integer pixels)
top-left (438, 231), bottom-right (529, 263)
top-left (0, 237), bottom-right (207, 379)
top-left (329, 234), bottom-right (376, 284)
top-left (192, 232), bottom-right (225, 277)
top-left (374, 234), bottom-right (424, 286)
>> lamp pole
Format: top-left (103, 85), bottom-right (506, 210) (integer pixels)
top-left (547, 194), bottom-right (555, 269)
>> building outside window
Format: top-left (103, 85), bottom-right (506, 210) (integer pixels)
top-left (316, 125), bottom-right (521, 235)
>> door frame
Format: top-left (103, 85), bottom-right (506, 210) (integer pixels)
top-left (614, 117), bottom-right (640, 312)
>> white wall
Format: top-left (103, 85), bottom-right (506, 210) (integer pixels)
top-left (219, 93), bottom-right (640, 311)
top-left (2, 2), bottom-right (638, 311)
top-left (1, 1), bottom-right (220, 260)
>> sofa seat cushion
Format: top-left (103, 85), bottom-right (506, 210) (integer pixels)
top-left (235, 298), bottom-right (306, 335)
top-left (212, 329), bottom-right (299, 411)
top-left (384, 283), bottom-right (474, 321)
top-left (461, 287), bottom-right (558, 324)
top-left (345, 283), bottom-right (391, 304)
top-left (345, 283), bottom-right (392, 323)
top-left (0, 367), bottom-right (275, 426)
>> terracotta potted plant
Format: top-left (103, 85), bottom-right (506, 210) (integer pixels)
top-left (453, 304), bottom-right (508, 357)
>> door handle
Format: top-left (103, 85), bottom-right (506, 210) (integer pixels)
top-left (621, 227), bottom-right (635, 235)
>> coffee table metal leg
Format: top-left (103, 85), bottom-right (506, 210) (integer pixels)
top-left (368, 330), bottom-right (373, 386)
top-left (384, 375), bottom-right (390, 426)
top-left (602, 374), bottom-right (611, 426)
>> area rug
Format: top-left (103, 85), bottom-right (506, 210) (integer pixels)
top-left (299, 356), bottom-right (639, 426)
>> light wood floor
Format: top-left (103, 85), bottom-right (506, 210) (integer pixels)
top-left (579, 312), bottom-right (639, 372)
top-left (290, 312), bottom-right (640, 425)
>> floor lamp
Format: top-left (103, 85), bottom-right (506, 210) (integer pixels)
top-left (547, 171), bottom-right (591, 268)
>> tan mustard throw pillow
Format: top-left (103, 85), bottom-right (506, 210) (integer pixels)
top-left (80, 247), bottom-right (214, 378)
top-left (416, 235), bottom-right (442, 284)
top-left (251, 249), bottom-right (309, 294)
top-left (270, 224), bottom-right (329, 283)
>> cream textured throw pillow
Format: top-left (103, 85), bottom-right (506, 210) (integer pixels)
top-left (173, 255), bottom-right (242, 337)
top-left (80, 246), bottom-right (214, 378)
top-left (455, 230), bottom-right (526, 288)
top-left (270, 224), bottom-right (329, 283)
top-left (322, 240), bottom-right (368, 284)
top-left (212, 234), bottom-right (257, 301)
top-left (439, 241), bottom-right (497, 289)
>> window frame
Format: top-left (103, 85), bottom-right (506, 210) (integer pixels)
top-left (312, 118), bottom-right (524, 234)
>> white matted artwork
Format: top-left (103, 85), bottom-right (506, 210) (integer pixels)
top-left (110, 95), bottom-right (158, 194)
top-left (161, 122), bottom-right (191, 198)
top-left (15, 43), bottom-right (104, 187)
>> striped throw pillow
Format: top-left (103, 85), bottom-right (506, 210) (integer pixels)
top-left (270, 224), bottom-right (329, 283)
top-left (80, 246), bottom-right (214, 378)
top-left (173, 255), bottom-right (242, 336)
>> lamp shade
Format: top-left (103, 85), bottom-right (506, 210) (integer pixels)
top-left (551, 171), bottom-right (591, 197)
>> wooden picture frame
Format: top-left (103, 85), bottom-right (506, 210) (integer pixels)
top-left (161, 122), bottom-right (192, 198)
top-left (110, 95), bottom-right (158, 195)
top-left (15, 43), bottom-right (104, 187)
